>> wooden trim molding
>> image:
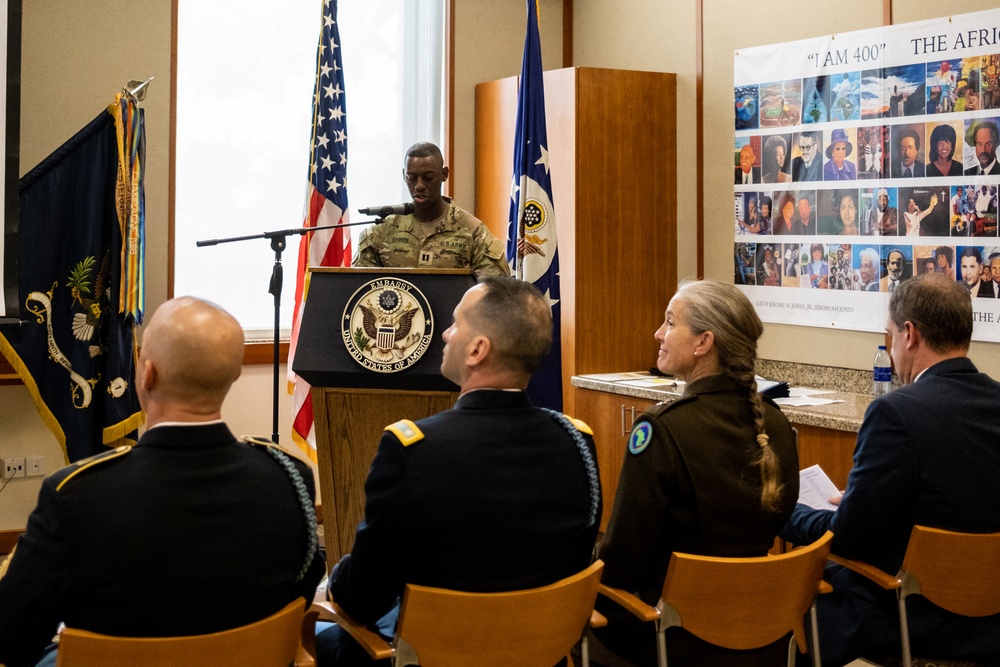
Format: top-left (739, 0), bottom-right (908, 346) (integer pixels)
top-left (0, 354), bottom-right (19, 385)
top-left (695, 0), bottom-right (704, 279)
top-left (445, 0), bottom-right (456, 197)
top-left (168, 0), bottom-right (178, 300)
top-left (562, 0), bottom-right (573, 68)
top-left (243, 341), bottom-right (289, 366)
top-left (0, 529), bottom-right (24, 555)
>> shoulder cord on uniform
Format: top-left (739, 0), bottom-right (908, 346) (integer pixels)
top-left (541, 408), bottom-right (600, 528)
top-left (263, 447), bottom-right (319, 583)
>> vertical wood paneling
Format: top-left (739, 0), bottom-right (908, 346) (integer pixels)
top-left (313, 387), bottom-right (458, 562)
top-left (475, 67), bottom-right (677, 414)
top-left (473, 79), bottom-right (518, 242)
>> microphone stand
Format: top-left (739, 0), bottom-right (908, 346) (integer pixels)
top-left (197, 219), bottom-right (380, 443)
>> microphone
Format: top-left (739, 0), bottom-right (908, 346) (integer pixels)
top-left (358, 202), bottom-right (414, 218)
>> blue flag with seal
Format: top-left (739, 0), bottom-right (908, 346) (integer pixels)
top-left (507, 0), bottom-right (562, 411)
top-left (0, 108), bottom-right (144, 463)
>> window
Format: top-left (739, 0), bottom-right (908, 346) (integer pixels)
top-left (174, 0), bottom-right (444, 336)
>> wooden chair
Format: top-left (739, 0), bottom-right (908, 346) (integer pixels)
top-left (316, 560), bottom-right (606, 666)
top-left (829, 525), bottom-right (1000, 667)
top-left (597, 531), bottom-right (834, 667)
top-left (56, 597), bottom-right (317, 666)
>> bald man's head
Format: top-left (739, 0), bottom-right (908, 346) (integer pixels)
top-left (138, 297), bottom-right (244, 421)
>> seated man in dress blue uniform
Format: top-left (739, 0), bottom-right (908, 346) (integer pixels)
top-left (781, 273), bottom-right (1000, 665)
top-left (317, 276), bottom-right (601, 666)
top-left (0, 297), bottom-right (324, 667)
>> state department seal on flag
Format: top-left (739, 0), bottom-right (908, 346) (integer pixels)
top-left (341, 278), bottom-right (434, 373)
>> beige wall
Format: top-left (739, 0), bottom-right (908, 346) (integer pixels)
top-left (569, 0), bottom-right (1000, 378)
top-left (452, 0), bottom-right (564, 208)
top-left (4, 0), bottom-right (1000, 529)
top-left (572, 0), bottom-right (698, 286)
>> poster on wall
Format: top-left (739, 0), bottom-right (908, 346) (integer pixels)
top-left (734, 8), bottom-right (1000, 342)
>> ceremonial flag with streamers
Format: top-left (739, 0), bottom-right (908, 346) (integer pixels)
top-left (288, 0), bottom-right (352, 462)
top-left (507, 0), bottom-right (562, 410)
top-left (0, 107), bottom-right (144, 463)
top-left (110, 94), bottom-right (146, 323)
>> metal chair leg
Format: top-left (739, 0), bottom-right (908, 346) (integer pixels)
top-left (897, 593), bottom-right (912, 667)
top-left (809, 600), bottom-right (822, 667)
top-left (656, 626), bottom-right (668, 667)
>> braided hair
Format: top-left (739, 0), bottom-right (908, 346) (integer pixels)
top-left (673, 280), bottom-right (785, 513)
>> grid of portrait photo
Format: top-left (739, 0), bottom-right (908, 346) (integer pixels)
top-left (734, 46), bottom-right (1000, 297)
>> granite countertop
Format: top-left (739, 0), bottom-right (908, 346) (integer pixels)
top-left (572, 363), bottom-right (874, 433)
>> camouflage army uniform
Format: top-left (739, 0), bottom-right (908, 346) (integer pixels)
top-left (353, 199), bottom-right (510, 277)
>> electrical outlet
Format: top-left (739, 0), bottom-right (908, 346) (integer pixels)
top-left (26, 456), bottom-right (44, 477)
top-left (3, 458), bottom-right (25, 479)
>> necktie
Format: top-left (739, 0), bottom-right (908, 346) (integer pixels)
top-left (904, 168), bottom-right (912, 178)
top-left (890, 280), bottom-right (897, 292)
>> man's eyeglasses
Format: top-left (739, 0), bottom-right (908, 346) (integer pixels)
top-left (799, 143), bottom-right (815, 152)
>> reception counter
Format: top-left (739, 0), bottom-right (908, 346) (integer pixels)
top-left (571, 360), bottom-right (874, 531)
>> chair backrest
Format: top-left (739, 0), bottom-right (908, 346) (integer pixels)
top-left (900, 525), bottom-right (1000, 617)
top-left (659, 531), bottom-right (833, 652)
top-left (56, 597), bottom-right (308, 667)
top-left (395, 560), bottom-right (604, 667)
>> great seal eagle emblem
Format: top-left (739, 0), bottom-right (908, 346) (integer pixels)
top-left (342, 278), bottom-right (434, 373)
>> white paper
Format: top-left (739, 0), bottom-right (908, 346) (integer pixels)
top-left (798, 464), bottom-right (841, 511)
top-left (774, 396), bottom-right (843, 407)
top-left (578, 371), bottom-right (655, 381)
top-left (787, 387), bottom-right (835, 397)
top-left (618, 378), bottom-right (683, 389)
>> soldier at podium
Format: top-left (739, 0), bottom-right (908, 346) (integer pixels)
top-left (353, 142), bottom-right (510, 278)
top-left (317, 277), bottom-right (600, 666)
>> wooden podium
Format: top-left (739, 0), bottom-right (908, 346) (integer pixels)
top-left (292, 267), bottom-right (475, 561)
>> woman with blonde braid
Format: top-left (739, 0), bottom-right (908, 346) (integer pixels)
top-left (593, 280), bottom-right (799, 666)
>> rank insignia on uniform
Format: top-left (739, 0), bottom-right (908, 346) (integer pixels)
top-left (386, 419), bottom-right (424, 446)
top-left (628, 422), bottom-right (653, 455)
top-left (341, 278), bottom-right (434, 374)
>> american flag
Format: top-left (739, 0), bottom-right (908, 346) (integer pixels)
top-left (288, 0), bottom-right (351, 461)
top-left (506, 0), bottom-right (562, 411)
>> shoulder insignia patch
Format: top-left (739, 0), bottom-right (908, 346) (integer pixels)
top-left (565, 416), bottom-right (593, 436)
top-left (386, 419), bottom-right (424, 447)
top-left (56, 445), bottom-right (132, 492)
top-left (627, 421), bottom-right (654, 456)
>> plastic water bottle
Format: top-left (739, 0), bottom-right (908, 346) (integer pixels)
top-left (873, 345), bottom-right (892, 398)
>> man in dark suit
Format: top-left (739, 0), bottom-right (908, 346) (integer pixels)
top-left (891, 127), bottom-right (925, 178)
top-left (781, 274), bottom-right (1000, 666)
top-left (965, 120), bottom-right (1000, 176)
top-left (791, 131), bottom-right (823, 182)
top-left (318, 277), bottom-right (601, 666)
top-left (0, 297), bottom-right (324, 667)
top-left (990, 252), bottom-right (1000, 298)
top-left (734, 143), bottom-right (760, 184)
top-left (960, 247), bottom-right (996, 298)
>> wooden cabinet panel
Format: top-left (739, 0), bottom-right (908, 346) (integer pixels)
top-left (475, 68), bottom-right (677, 415)
top-left (312, 387), bottom-right (458, 562)
top-left (795, 423), bottom-right (857, 491)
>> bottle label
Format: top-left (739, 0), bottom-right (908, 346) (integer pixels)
top-left (874, 366), bottom-right (892, 382)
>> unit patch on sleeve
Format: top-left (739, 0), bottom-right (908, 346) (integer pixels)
top-left (627, 421), bottom-right (653, 455)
